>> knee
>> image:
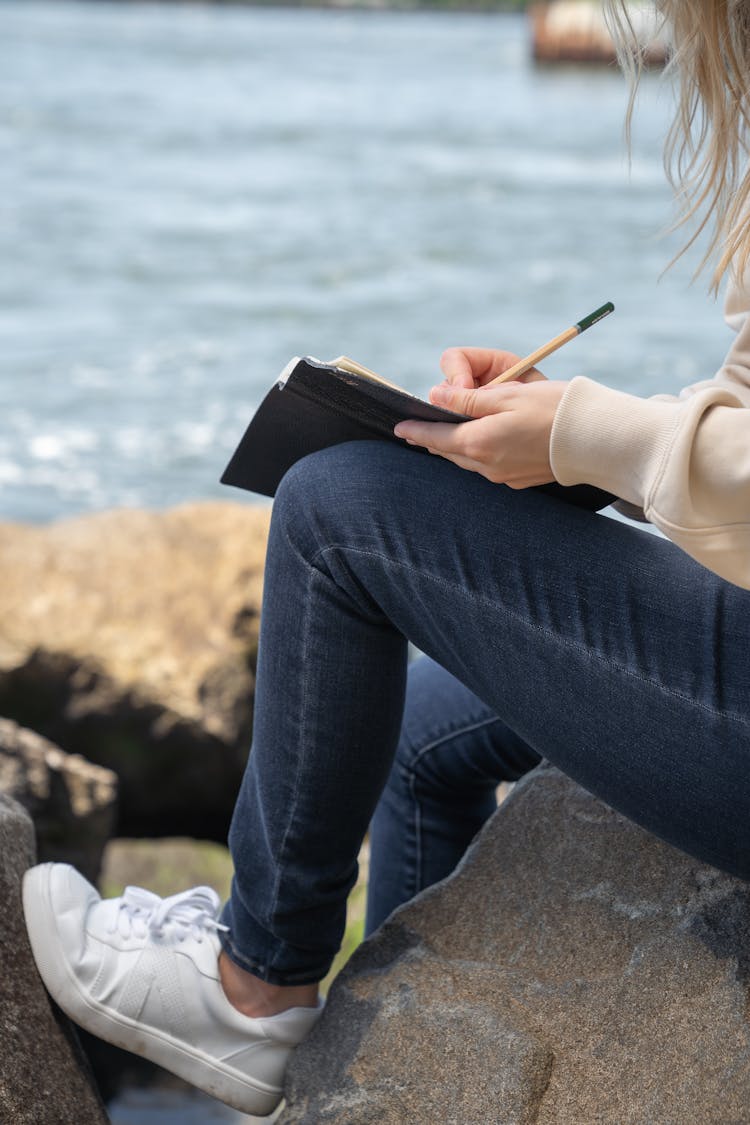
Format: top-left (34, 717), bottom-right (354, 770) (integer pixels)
top-left (272, 441), bottom-right (409, 550)
top-left (274, 447), bottom-right (332, 521)
top-left (277, 441), bottom-right (404, 506)
top-left (271, 447), bottom-right (340, 557)
top-left (388, 709), bottom-right (461, 802)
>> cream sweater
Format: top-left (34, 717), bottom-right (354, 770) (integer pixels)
top-left (550, 275), bottom-right (750, 589)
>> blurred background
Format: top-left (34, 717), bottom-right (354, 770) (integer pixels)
top-left (1, 0), bottom-right (729, 526)
top-left (0, 1), bottom-right (730, 1122)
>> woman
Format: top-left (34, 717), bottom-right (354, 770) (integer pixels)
top-left (22, 1), bottom-right (750, 1117)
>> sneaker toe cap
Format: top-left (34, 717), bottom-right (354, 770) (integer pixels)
top-left (26, 862), bottom-right (101, 957)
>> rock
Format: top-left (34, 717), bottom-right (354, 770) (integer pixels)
top-left (0, 501), bottom-right (270, 839)
top-left (0, 718), bottom-right (117, 884)
top-left (0, 793), bottom-right (109, 1124)
top-left (281, 763), bottom-right (750, 1124)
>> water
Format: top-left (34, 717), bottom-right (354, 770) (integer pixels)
top-left (0, 0), bottom-right (731, 524)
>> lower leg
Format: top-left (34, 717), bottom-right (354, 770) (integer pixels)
top-left (221, 652), bottom-right (538, 1004)
top-left (220, 448), bottom-right (411, 992)
top-left (218, 952), bottom-right (319, 1016)
top-left (366, 655), bottom-right (541, 934)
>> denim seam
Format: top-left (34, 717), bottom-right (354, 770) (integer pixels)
top-left (264, 553), bottom-right (317, 975)
top-left (406, 714), bottom-right (503, 895)
top-left (311, 543), bottom-right (749, 729)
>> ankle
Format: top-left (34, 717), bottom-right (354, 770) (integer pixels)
top-left (218, 950), bottom-right (319, 1018)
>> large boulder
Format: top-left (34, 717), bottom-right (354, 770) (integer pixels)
top-left (0, 718), bottom-right (117, 884)
top-left (282, 763), bottom-right (750, 1124)
top-left (0, 793), bottom-right (109, 1123)
top-left (0, 502), bottom-right (270, 839)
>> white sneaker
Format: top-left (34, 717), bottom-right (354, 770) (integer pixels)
top-left (22, 863), bottom-right (323, 1117)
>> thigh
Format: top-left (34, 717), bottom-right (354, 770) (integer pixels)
top-left (279, 440), bottom-right (750, 878)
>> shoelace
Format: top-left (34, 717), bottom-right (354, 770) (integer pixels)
top-left (109, 885), bottom-right (229, 943)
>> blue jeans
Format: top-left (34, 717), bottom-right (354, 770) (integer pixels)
top-left (220, 441), bottom-right (750, 985)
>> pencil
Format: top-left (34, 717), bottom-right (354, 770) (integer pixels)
top-left (486, 302), bottom-right (614, 386)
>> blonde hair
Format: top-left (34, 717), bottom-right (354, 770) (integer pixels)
top-left (605, 0), bottom-right (750, 290)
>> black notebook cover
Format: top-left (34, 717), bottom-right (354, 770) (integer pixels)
top-left (221, 357), bottom-right (615, 512)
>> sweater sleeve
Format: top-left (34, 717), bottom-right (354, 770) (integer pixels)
top-left (549, 276), bottom-right (750, 589)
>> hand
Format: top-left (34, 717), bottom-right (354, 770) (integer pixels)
top-left (438, 346), bottom-right (548, 389)
top-left (394, 375), bottom-right (569, 489)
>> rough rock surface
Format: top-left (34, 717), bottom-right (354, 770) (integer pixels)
top-left (282, 763), bottom-right (750, 1125)
top-left (0, 718), bottom-right (117, 883)
top-left (0, 793), bottom-right (109, 1123)
top-left (0, 501), bottom-right (270, 839)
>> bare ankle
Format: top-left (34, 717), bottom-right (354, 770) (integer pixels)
top-left (218, 950), bottom-right (319, 1018)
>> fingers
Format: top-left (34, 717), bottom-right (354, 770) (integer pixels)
top-left (441, 347), bottom-right (531, 386)
top-left (394, 377), bottom-right (565, 490)
top-left (440, 347), bottom-right (525, 386)
top-left (428, 381), bottom-right (515, 418)
top-left (439, 348), bottom-right (476, 389)
top-left (394, 419), bottom-right (469, 453)
top-left (424, 449), bottom-right (480, 475)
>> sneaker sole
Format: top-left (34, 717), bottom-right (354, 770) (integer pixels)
top-left (22, 864), bottom-right (283, 1117)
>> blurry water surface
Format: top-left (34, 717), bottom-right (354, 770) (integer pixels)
top-left (1, 1), bottom-right (729, 524)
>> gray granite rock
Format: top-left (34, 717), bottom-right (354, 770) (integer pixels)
top-left (281, 763), bottom-right (750, 1124)
top-left (0, 718), bottom-right (117, 883)
top-left (0, 793), bottom-right (109, 1124)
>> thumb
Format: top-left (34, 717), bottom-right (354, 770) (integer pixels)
top-left (429, 382), bottom-right (513, 418)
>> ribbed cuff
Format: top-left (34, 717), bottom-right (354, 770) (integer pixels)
top-left (550, 376), bottom-right (681, 509)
